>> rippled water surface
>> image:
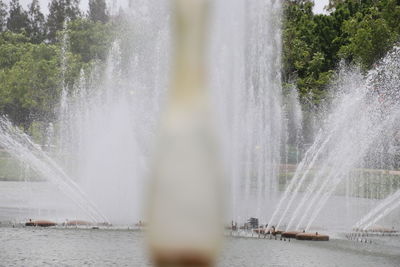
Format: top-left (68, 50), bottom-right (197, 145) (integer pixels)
top-left (1, 227), bottom-right (400, 266)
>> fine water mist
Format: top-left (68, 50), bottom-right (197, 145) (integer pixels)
top-left (270, 46), bottom-right (400, 232)
top-left (54, 0), bottom-right (286, 225)
top-left (56, 1), bottom-right (171, 224)
top-left (210, 0), bottom-right (284, 223)
top-left (0, 0), bottom-right (399, 231)
top-left (0, 116), bottom-right (108, 223)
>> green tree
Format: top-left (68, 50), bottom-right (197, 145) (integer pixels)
top-left (377, 0), bottom-right (400, 34)
top-left (0, 0), bottom-right (7, 32)
top-left (282, 0), bottom-right (315, 80)
top-left (67, 18), bottom-right (112, 62)
top-left (46, 0), bottom-right (81, 43)
top-left (27, 0), bottom-right (46, 43)
top-left (282, 0), bottom-right (400, 105)
top-left (282, 0), bottom-right (335, 104)
top-left (0, 0), bottom-right (115, 131)
top-left (6, 0), bottom-right (29, 33)
top-left (327, 0), bottom-right (347, 11)
top-left (340, 10), bottom-right (396, 68)
top-left (0, 32), bottom-right (30, 69)
top-left (0, 42), bottom-right (59, 129)
top-left (0, 34), bottom-right (84, 129)
top-left (88, 0), bottom-right (109, 23)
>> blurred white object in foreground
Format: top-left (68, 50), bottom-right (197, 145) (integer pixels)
top-left (147, 0), bottom-right (224, 266)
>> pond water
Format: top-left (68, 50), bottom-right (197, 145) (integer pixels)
top-left (1, 227), bottom-right (399, 266)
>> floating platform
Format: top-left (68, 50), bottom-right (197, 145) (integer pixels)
top-left (296, 232), bottom-right (329, 241)
top-left (260, 229), bottom-right (283, 235)
top-left (367, 227), bottom-right (397, 233)
top-left (65, 220), bottom-right (93, 226)
top-left (97, 222), bottom-right (112, 227)
top-left (252, 228), bottom-right (267, 234)
top-left (352, 227), bottom-right (398, 233)
top-left (281, 231), bottom-right (300, 238)
top-left (272, 230), bottom-right (283, 236)
top-left (25, 220), bottom-right (57, 227)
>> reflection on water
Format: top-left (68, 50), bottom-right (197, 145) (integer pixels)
top-left (2, 181), bottom-right (398, 232)
top-left (0, 227), bottom-right (399, 266)
top-left (0, 181), bottom-right (92, 223)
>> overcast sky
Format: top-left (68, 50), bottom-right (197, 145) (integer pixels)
top-left (10, 0), bottom-right (330, 16)
top-left (314, 0), bottom-right (329, 14)
top-left (8, 0), bottom-right (86, 14)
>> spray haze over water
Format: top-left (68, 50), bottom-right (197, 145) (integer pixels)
top-left (0, 0), bottom-right (399, 231)
top-left (56, 0), bottom-right (171, 224)
top-left (270, 47), bottom-right (400, 231)
top-left (210, 0), bottom-right (283, 223)
top-left (1, 0), bottom-right (287, 225)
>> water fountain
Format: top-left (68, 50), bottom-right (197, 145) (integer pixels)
top-left (0, 0), bottom-right (171, 225)
top-left (55, 0), bottom-right (171, 224)
top-left (0, 116), bottom-right (108, 223)
top-left (210, 0), bottom-right (284, 224)
top-left (0, 0), bottom-right (399, 234)
top-left (0, 0), bottom-right (288, 226)
top-left (269, 46), bottom-right (400, 233)
top-left (2, 1), bottom-right (400, 266)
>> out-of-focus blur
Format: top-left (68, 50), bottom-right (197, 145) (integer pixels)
top-left (146, 0), bottom-right (224, 266)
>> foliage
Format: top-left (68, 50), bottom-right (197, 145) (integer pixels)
top-left (88, 0), bottom-right (109, 23)
top-left (283, 0), bottom-right (400, 105)
top-left (1, 0), bottom-right (400, 131)
top-left (27, 0), bottom-right (46, 43)
top-left (46, 0), bottom-right (81, 43)
top-left (282, 1), bottom-right (336, 105)
top-left (6, 0), bottom-right (29, 33)
top-left (0, 0), bottom-right (7, 31)
top-left (67, 18), bottom-right (112, 62)
top-left (0, 0), bottom-right (114, 130)
top-left (0, 36), bottom-right (84, 129)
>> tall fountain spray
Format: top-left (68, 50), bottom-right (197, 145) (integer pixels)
top-left (269, 46), bottom-right (400, 232)
top-left (210, 0), bottom-right (283, 223)
top-left (1, 0), bottom-right (399, 232)
top-left (353, 46), bottom-right (400, 230)
top-left (0, 0), bottom-right (288, 225)
top-left (56, 0), bottom-right (171, 224)
top-left (0, 116), bottom-right (108, 223)
top-left (55, 0), bottom-right (287, 226)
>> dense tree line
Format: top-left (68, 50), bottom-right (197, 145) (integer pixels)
top-left (283, 0), bottom-right (400, 106)
top-left (0, 0), bottom-right (113, 131)
top-left (1, 0), bottom-right (400, 132)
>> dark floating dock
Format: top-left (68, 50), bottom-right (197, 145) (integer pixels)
top-left (295, 232), bottom-right (329, 241)
top-left (280, 231), bottom-right (329, 241)
top-left (65, 220), bottom-right (93, 226)
top-left (25, 220), bottom-right (57, 227)
top-left (281, 231), bottom-right (300, 239)
top-left (230, 217), bottom-right (330, 241)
